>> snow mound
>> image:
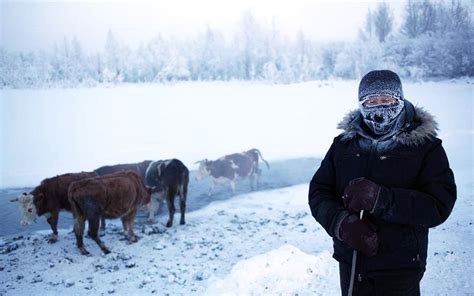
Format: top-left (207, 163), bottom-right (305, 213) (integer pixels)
top-left (207, 244), bottom-right (336, 295)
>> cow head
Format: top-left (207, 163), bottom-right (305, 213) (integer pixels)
top-left (10, 192), bottom-right (38, 226)
top-left (195, 159), bottom-right (210, 180)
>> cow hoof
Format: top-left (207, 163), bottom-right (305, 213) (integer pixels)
top-left (166, 221), bottom-right (173, 228)
top-left (147, 219), bottom-right (156, 224)
top-left (180, 220), bottom-right (185, 225)
top-left (48, 237), bottom-right (58, 244)
top-left (99, 230), bottom-right (106, 237)
top-left (80, 248), bottom-right (90, 256)
top-left (102, 248), bottom-right (111, 255)
top-left (126, 236), bottom-right (138, 244)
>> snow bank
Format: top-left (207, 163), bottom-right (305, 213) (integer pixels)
top-left (207, 245), bottom-right (336, 296)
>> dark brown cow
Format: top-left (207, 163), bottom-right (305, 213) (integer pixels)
top-left (94, 160), bottom-right (152, 231)
top-left (94, 160), bottom-right (152, 180)
top-left (196, 148), bottom-right (269, 195)
top-left (68, 171), bottom-right (151, 255)
top-left (10, 172), bottom-right (98, 243)
top-left (144, 159), bottom-right (189, 227)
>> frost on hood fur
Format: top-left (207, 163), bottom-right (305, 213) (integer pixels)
top-left (337, 104), bottom-right (438, 146)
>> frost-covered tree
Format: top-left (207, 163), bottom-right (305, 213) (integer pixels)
top-left (401, 0), bottom-right (436, 38)
top-left (359, 8), bottom-right (375, 41)
top-left (373, 2), bottom-right (393, 42)
top-left (103, 30), bottom-right (124, 83)
top-left (155, 53), bottom-right (190, 82)
top-left (236, 11), bottom-right (268, 80)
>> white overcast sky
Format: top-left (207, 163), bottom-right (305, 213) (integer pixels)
top-left (1, 0), bottom-right (406, 52)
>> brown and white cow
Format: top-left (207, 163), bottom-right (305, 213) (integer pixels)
top-left (94, 160), bottom-right (152, 231)
top-left (196, 148), bottom-right (270, 195)
top-left (10, 172), bottom-right (99, 243)
top-left (68, 171), bottom-right (151, 255)
top-left (144, 159), bottom-right (189, 227)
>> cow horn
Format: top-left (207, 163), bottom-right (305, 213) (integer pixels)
top-left (10, 198), bottom-right (19, 202)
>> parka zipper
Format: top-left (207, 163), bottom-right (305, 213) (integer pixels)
top-left (354, 139), bottom-right (379, 288)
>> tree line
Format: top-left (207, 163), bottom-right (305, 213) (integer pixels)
top-left (0, 0), bottom-right (471, 88)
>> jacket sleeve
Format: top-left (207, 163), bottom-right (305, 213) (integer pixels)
top-left (308, 138), bottom-right (347, 238)
top-left (372, 139), bottom-right (457, 227)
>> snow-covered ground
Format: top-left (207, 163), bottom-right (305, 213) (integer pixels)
top-left (1, 182), bottom-right (472, 295)
top-left (0, 80), bottom-right (472, 295)
top-left (0, 185), bottom-right (337, 295)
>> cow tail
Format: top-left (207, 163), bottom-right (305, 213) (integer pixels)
top-left (181, 169), bottom-right (189, 200)
top-left (255, 149), bottom-right (270, 169)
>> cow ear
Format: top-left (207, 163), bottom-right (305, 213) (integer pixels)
top-left (36, 193), bottom-right (44, 201)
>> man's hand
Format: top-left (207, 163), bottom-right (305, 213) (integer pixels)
top-left (340, 214), bottom-right (379, 257)
top-left (344, 177), bottom-right (381, 213)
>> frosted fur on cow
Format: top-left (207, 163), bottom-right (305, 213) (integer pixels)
top-left (68, 171), bottom-right (151, 255)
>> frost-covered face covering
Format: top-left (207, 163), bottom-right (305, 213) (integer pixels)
top-left (359, 96), bottom-right (405, 136)
top-left (358, 70), bottom-right (405, 136)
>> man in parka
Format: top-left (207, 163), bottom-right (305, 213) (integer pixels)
top-left (308, 70), bottom-right (456, 295)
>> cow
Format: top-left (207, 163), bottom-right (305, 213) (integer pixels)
top-left (144, 159), bottom-right (189, 227)
top-left (94, 160), bottom-right (152, 180)
top-left (68, 171), bottom-right (151, 255)
top-left (195, 148), bottom-right (270, 196)
top-left (9, 172), bottom-right (98, 243)
top-left (94, 160), bottom-right (152, 231)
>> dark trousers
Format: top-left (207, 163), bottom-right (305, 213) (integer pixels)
top-left (339, 262), bottom-right (424, 296)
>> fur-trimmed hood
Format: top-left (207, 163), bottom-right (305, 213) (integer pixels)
top-left (337, 100), bottom-right (438, 146)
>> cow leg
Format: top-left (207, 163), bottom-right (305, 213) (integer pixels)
top-left (230, 180), bottom-right (236, 194)
top-left (99, 216), bottom-right (106, 237)
top-left (249, 174), bottom-right (256, 191)
top-left (207, 181), bottom-right (216, 196)
top-left (46, 210), bottom-right (59, 243)
top-left (179, 185), bottom-right (187, 225)
top-left (73, 214), bottom-right (89, 256)
top-left (166, 189), bottom-right (176, 228)
top-left (121, 209), bottom-right (138, 243)
top-left (88, 216), bottom-right (110, 254)
top-left (256, 167), bottom-right (262, 188)
top-left (147, 195), bottom-right (158, 223)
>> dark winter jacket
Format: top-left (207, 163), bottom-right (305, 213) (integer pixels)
top-left (308, 100), bottom-right (456, 272)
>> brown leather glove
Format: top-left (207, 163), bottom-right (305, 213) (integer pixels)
top-left (343, 177), bottom-right (381, 213)
top-left (340, 214), bottom-right (379, 257)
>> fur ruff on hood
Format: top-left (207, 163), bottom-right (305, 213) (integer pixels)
top-left (337, 103), bottom-right (438, 146)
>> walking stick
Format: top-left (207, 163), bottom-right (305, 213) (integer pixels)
top-left (347, 210), bottom-right (364, 296)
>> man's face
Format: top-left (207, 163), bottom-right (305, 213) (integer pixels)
top-left (361, 96), bottom-right (397, 108)
top-left (359, 95), bottom-right (405, 135)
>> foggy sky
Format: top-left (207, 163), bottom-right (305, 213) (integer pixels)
top-left (1, 0), bottom-right (405, 53)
